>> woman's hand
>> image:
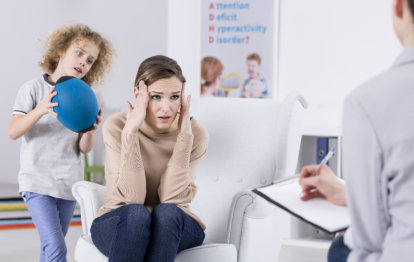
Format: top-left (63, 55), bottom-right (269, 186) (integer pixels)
top-left (37, 86), bottom-right (58, 117)
top-left (178, 83), bottom-right (192, 135)
top-left (123, 81), bottom-right (149, 134)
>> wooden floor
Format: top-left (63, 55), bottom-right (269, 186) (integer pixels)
top-left (0, 183), bottom-right (81, 261)
top-left (0, 226), bottom-right (82, 262)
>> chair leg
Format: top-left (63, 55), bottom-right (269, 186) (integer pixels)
top-left (84, 170), bottom-right (91, 181)
top-left (84, 154), bottom-right (90, 181)
top-left (83, 154), bottom-right (104, 182)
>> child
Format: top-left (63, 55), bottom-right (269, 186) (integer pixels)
top-left (8, 24), bottom-right (114, 262)
top-left (242, 53), bottom-right (268, 98)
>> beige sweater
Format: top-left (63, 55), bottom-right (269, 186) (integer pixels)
top-left (97, 112), bottom-right (209, 230)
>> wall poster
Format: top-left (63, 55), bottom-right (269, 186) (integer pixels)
top-left (201, 0), bottom-right (276, 98)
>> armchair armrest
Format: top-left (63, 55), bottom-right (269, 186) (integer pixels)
top-left (227, 190), bottom-right (291, 262)
top-left (72, 181), bottom-right (106, 235)
top-left (175, 243), bottom-right (237, 262)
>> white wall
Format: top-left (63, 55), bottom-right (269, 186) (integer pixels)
top-left (167, 0), bottom-right (201, 98)
top-left (278, 0), bottom-right (401, 135)
top-left (1, 0), bottom-right (168, 184)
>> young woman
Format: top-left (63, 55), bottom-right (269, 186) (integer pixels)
top-left (91, 55), bottom-right (209, 262)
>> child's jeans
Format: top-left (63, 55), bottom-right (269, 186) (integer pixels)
top-left (91, 203), bottom-right (205, 262)
top-left (24, 191), bottom-right (76, 262)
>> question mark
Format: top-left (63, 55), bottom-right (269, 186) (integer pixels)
top-left (246, 35), bottom-right (250, 44)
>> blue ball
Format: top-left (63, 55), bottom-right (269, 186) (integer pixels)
top-left (52, 76), bottom-right (99, 132)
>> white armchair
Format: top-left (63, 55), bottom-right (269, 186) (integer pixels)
top-left (72, 93), bottom-right (307, 262)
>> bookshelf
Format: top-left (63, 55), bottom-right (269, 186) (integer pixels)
top-left (277, 131), bottom-right (343, 261)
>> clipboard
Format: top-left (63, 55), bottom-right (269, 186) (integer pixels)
top-left (252, 176), bottom-right (350, 234)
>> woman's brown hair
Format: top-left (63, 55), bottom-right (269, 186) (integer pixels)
top-left (134, 55), bottom-right (186, 88)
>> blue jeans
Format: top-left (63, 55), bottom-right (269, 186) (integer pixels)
top-left (91, 203), bottom-right (205, 262)
top-left (24, 191), bottom-right (77, 262)
top-left (327, 234), bottom-right (351, 262)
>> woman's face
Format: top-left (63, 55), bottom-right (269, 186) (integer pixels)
top-left (143, 76), bottom-right (182, 133)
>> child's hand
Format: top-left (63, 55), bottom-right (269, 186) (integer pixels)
top-left (37, 86), bottom-right (58, 116)
top-left (178, 83), bottom-right (192, 135)
top-left (124, 80), bottom-right (149, 134)
top-left (83, 109), bottom-right (102, 134)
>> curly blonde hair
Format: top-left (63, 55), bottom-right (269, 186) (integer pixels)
top-left (39, 24), bottom-right (114, 87)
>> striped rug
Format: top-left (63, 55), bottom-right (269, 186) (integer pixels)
top-left (0, 197), bottom-right (81, 230)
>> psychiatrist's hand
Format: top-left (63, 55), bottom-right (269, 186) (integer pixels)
top-left (299, 165), bottom-right (347, 206)
top-left (124, 80), bottom-right (149, 134)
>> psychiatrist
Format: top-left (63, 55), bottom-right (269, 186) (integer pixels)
top-left (299, 0), bottom-right (414, 261)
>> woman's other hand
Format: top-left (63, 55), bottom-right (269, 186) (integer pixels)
top-left (124, 80), bottom-right (149, 134)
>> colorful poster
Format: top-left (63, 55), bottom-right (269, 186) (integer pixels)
top-left (201, 0), bottom-right (275, 98)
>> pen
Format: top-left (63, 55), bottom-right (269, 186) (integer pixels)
top-left (270, 148), bottom-right (336, 185)
top-left (310, 148), bottom-right (336, 177)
